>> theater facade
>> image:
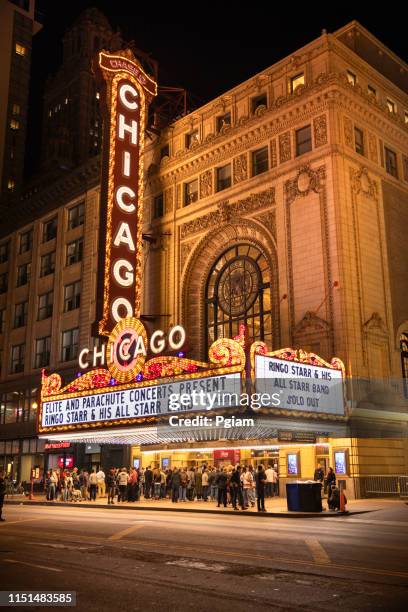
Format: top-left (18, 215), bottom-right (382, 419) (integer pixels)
top-left (1, 18), bottom-right (408, 498)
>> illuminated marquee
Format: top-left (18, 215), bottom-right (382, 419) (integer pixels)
top-left (94, 50), bottom-right (157, 336)
top-left (250, 342), bottom-right (346, 419)
top-left (39, 323), bottom-right (246, 434)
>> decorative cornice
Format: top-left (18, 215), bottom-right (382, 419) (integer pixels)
top-left (180, 187), bottom-right (275, 240)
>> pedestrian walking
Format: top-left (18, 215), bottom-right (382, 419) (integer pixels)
top-left (117, 467), bottom-right (129, 502)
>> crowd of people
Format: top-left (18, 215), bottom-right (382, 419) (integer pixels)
top-left (44, 464), bottom-right (280, 512)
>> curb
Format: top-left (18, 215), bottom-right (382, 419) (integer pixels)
top-left (4, 499), bottom-right (363, 518)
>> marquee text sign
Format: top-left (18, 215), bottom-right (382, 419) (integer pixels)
top-left (40, 373), bottom-right (242, 431)
top-left (254, 353), bottom-right (344, 417)
top-left (94, 50), bottom-right (157, 335)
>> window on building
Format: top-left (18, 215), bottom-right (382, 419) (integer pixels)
top-left (13, 301), bottom-right (28, 328)
top-left (0, 272), bottom-right (7, 294)
top-left (43, 217), bottom-right (57, 242)
top-left (387, 99), bottom-right (396, 114)
top-left (252, 147), bottom-right (269, 176)
top-left (19, 229), bottom-right (33, 253)
top-left (184, 179), bottom-right (199, 205)
top-left (216, 164), bottom-right (232, 192)
top-left (216, 112), bottom-right (231, 132)
top-left (40, 251), bottom-right (56, 277)
top-left (160, 144), bottom-right (169, 159)
top-left (34, 336), bottom-right (51, 369)
top-left (10, 119), bottom-right (19, 130)
top-left (12, 104), bottom-right (20, 115)
top-left (38, 291), bottom-right (53, 320)
top-left (61, 328), bottom-right (79, 362)
top-left (66, 239), bottom-right (83, 266)
top-left (367, 85), bottom-right (377, 98)
top-left (153, 194), bottom-right (164, 218)
top-left (63, 282), bottom-right (80, 312)
top-left (10, 344), bottom-right (25, 374)
top-left (354, 127), bottom-right (365, 155)
top-left (385, 147), bottom-right (398, 178)
top-left (289, 72), bottom-right (305, 94)
top-left (295, 125), bottom-right (312, 156)
top-left (185, 130), bottom-right (199, 148)
top-left (15, 43), bottom-right (26, 56)
top-left (0, 242), bottom-right (9, 263)
top-left (251, 94), bottom-right (267, 114)
top-left (401, 332), bottom-right (408, 398)
top-left (205, 243), bottom-right (273, 351)
top-left (346, 70), bottom-right (357, 86)
top-left (404, 111), bottom-right (408, 125)
top-left (67, 202), bottom-right (85, 229)
top-left (0, 309), bottom-right (5, 334)
top-left (16, 263), bottom-right (30, 287)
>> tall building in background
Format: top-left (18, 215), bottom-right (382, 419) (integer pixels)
top-left (0, 0), bottom-right (41, 205)
top-left (40, 8), bottom-right (122, 172)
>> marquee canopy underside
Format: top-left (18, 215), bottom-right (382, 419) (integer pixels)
top-left (38, 418), bottom-right (349, 446)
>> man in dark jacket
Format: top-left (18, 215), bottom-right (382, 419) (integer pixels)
top-left (255, 465), bottom-right (267, 512)
top-left (0, 472), bottom-right (6, 521)
top-left (170, 469), bottom-right (181, 503)
top-left (106, 468), bottom-right (116, 505)
top-left (144, 466), bottom-right (153, 499)
top-left (215, 468), bottom-right (228, 508)
top-left (314, 463), bottom-right (324, 483)
top-left (230, 465), bottom-right (244, 510)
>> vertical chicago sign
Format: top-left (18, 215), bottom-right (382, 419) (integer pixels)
top-left (94, 50), bottom-right (157, 336)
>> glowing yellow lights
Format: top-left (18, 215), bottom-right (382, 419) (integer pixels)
top-left (106, 316), bottom-right (147, 383)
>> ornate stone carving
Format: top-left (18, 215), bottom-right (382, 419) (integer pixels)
top-left (363, 312), bottom-right (388, 337)
top-left (403, 155), bottom-right (408, 183)
top-left (254, 104), bottom-right (267, 117)
top-left (343, 116), bottom-right (353, 148)
top-left (293, 311), bottom-right (330, 334)
top-left (233, 153), bottom-right (248, 184)
top-left (285, 164), bottom-right (325, 204)
top-left (255, 210), bottom-right (276, 238)
top-left (164, 187), bottom-right (173, 214)
top-left (368, 132), bottom-right (378, 164)
top-left (270, 139), bottom-right (277, 168)
top-left (313, 114), bottom-right (327, 147)
top-left (199, 170), bottom-right (213, 198)
top-left (350, 166), bottom-right (378, 200)
top-left (180, 187), bottom-right (275, 239)
top-left (180, 239), bottom-right (199, 271)
top-left (279, 131), bottom-right (291, 163)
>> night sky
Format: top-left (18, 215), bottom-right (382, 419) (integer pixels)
top-left (26, 1), bottom-right (408, 178)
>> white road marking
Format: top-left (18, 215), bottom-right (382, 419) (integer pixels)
top-left (3, 559), bottom-right (61, 572)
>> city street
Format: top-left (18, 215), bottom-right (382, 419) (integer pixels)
top-left (1, 501), bottom-right (408, 610)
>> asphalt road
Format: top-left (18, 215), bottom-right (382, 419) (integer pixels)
top-left (1, 503), bottom-right (408, 611)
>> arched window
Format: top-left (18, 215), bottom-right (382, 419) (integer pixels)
top-left (205, 244), bottom-right (272, 351)
top-left (400, 332), bottom-right (408, 398)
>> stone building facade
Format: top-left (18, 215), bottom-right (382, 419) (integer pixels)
top-left (0, 18), bottom-right (407, 490)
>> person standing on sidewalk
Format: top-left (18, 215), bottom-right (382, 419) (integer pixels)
top-left (230, 465), bottom-right (244, 510)
top-left (202, 469), bottom-right (209, 501)
top-left (0, 471), bottom-right (6, 521)
top-left (96, 468), bottom-right (106, 498)
top-left (144, 466), bottom-right (153, 499)
top-left (171, 468), bottom-right (181, 503)
top-left (255, 464), bottom-right (267, 512)
top-left (216, 468), bottom-right (228, 508)
top-left (89, 470), bottom-right (98, 501)
top-left (241, 466), bottom-right (253, 509)
top-left (117, 467), bottom-right (129, 502)
top-left (265, 465), bottom-right (276, 498)
top-left (106, 468), bottom-right (116, 504)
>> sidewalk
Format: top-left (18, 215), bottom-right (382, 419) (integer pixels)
top-left (4, 493), bottom-right (383, 518)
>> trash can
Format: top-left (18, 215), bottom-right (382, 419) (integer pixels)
top-left (286, 482), bottom-right (322, 512)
